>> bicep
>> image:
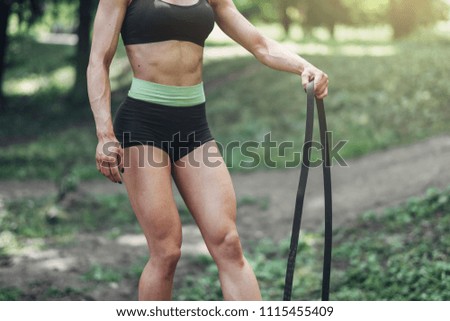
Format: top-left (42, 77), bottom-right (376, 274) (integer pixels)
top-left (89, 0), bottom-right (128, 66)
top-left (211, 0), bottom-right (265, 56)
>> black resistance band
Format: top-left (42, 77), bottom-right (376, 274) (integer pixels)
top-left (283, 81), bottom-right (333, 301)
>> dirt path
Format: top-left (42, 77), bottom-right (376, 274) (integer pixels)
top-left (1, 135), bottom-right (449, 299)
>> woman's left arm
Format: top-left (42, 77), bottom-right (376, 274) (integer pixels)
top-left (209, 0), bottom-right (328, 98)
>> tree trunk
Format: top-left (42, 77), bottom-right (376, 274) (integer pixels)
top-left (72, 0), bottom-right (94, 101)
top-left (277, 1), bottom-right (292, 39)
top-left (281, 14), bottom-right (291, 38)
top-left (327, 23), bottom-right (336, 40)
top-left (0, 1), bottom-right (12, 110)
top-left (389, 0), bottom-right (418, 39)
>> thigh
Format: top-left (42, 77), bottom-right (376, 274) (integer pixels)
top-left (122, 145), bottom-right (182, 252)
top-left (172, 141), bottom-right (237, 245)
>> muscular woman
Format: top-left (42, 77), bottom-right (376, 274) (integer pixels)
top-left (87, 0), bottom-right (328, 301)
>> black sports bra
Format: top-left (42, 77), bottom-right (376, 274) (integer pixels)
top-left (121, 0), bottom-right (215, 47)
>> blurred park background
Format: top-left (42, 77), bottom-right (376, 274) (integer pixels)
top-left (0, 0), bottom-right (449, 300)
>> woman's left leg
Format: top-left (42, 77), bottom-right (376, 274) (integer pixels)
top-left (172, 141), bottom-right (262, 300)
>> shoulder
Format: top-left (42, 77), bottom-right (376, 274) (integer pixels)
top-left (98, 0), bottom-right (131, 8)
top-left (207, 0), bottom-right (234, 8)
top-left (208, 0), bottom-right (239, 14)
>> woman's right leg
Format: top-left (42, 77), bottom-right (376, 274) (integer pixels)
top-left (121, 145), bottom-right (182, 300)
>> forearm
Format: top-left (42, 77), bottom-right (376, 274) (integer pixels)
top-left (87, 62), bottom-right (115, 139)
top-left (254, 36), bottom-right (312, 76)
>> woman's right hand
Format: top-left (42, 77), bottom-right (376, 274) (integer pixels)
top-left (96, 136), bottom-right (124, 184)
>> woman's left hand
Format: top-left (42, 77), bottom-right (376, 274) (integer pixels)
top-left (301, 64), bottom-right (329, 99)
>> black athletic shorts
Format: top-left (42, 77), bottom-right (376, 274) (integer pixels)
top-left (113, 96), bottom-right (214, 163)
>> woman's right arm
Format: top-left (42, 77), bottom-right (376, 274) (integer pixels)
top-left (87, 0), bottom-right (129, 183)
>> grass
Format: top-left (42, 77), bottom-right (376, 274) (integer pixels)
top-left (0, 194), bottom-right (137, 241)
top-left (174, 187), bottom-right (450, 300)
top-left (0, 128), bottom-right (96, 181)
top-left (0, 192), bottom-right (142, 258)
top-left (1, 28), bottom-right (450, 180)
top-left (2, 25), bottom-right (449, 301)
top-left (1, 35), bottom-right (84, 143)
top-left (1, 185), bottom-right (448, 300)
top-left (1, 281), bottom-right (91, 301)
top-left (0, 189), bottom-right (262, 252)
top-left (237, 195), bottom-right (270, 211)
top-left (0, 287), bottom-right (23, 301)
top-left (42, 287), bottom-right (86, 300)
top-left (331, 188), bottom-right (450, 300)
top-left (82, 265), bottom-right (122, 283)
top-left (204, 41), bottom-right (450, 168)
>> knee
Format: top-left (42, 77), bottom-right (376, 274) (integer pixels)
top-left (152, 246), bottom-right (181, 272)
top-left (210, 230), bottom-right (245, 266)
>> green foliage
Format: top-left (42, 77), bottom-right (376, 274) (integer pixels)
top-left (175, 236), bottom-right (323, 300)
top-left (237, 195), bottom-right (270, 211)
top-left (43, 286), bottom-right (85, 300)
top-left (341, 0), bottom-right (390, 25)
top-left (333, 187), bottom-right (450, 300)
top-left (233, 0), bottom-right (264, 21)
top-left (236, 0), bottom-right (349, 37)
top-left (9, 0), bottom-right (45, 29)
top-left (0, 128), bottom-right (96, 181)
top-left (300, 0), bottom-right (351, 37)
top-left (6, 35), bottom-right (74, 78)
top-left (68, 194), bottom-right (137, 232)
top-left (82, 264), bottom-right (122, 283)
top-left (4, 280), bottom-right (90, 300)
top-left (1, 197), bottom-right (71, 238)
top-left (174, 187), bottom-right (450, 300)
top-left (2, 29), bottom-right (450, 179)
top-left (0, 287), bottom-right (23, 301)
top-left (204, 39), bottom-right (450, 170)
top-left (128, 255), bottom-right (149, 279)
top-left (1, 194), bottom-right (137, 239)
top-left (234, 0), bottom-right (449, 39)
top-left (388, 0), bottom-right (449, 39)
top-left (175, 255), bottom-right (223, 300)
top-left (1, 35), bottom-right (81, 141)
top-left (0, 191), bottom-right (196, 242)
top-left (2, 176), bottom-right (449, 300)
top-left (40, 2), bottom-right (78, 33)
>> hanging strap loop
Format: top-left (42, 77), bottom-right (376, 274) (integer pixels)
top-left (283, 81), bottom-right (333, 301)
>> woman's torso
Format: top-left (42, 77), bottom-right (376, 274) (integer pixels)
top-left (121, 0), bottom-right (215, 86)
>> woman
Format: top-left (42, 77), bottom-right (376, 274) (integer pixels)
top-left (87, 0), bottom-right (328, 301)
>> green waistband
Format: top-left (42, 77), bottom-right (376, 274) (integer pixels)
top-left (128, 77), bottom-right (206, 107)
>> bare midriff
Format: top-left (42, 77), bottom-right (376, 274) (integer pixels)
top-left (125, 40), bottom-right (204, 86)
